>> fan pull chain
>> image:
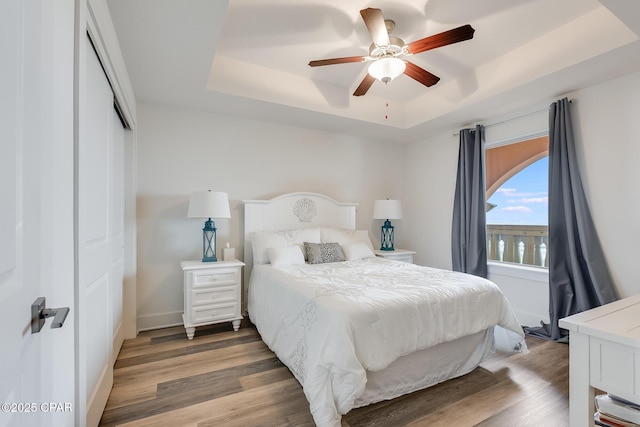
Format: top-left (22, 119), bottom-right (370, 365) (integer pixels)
top-left (384, 82), bottom-right (389, 120)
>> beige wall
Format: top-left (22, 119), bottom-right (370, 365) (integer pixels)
top-left (135, 103), bottom-right (406, 330)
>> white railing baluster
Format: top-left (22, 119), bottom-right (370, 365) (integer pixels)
top-left (539, 242), bottom-right (547, 267)
top-left (518, 241), bottom-right (525, 264)
top-left (498, 239), bottom-right (505, 262)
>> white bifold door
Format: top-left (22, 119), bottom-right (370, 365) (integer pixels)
top-left (79, 38), bottom-right (126, 426)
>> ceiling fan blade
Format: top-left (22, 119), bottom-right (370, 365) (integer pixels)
top-left (360, 8), bottom-right (390, 47)
top-left (404, 61), bottom-right (440, 87)
top-left (353, 74), bottom-right (376, 96)
top-left (308, 56), bottom-right (366, 67)
top-left (406, 24), bottom-right (475, 54)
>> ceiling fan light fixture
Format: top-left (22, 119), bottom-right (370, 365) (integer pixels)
top-left (368, 57), bottom-right (406, 83)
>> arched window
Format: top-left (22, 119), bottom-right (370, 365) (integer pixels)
top-left (486, 137), bottom-right (549, 267)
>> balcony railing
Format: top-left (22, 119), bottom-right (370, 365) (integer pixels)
top-left (487, 224), bottom-right (548, 267)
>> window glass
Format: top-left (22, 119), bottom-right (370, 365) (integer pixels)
top-left (486, 138), bottom-right (548, 267)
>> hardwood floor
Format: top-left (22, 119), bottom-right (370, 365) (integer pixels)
top-left (100, 321), bottom-right (569, 427)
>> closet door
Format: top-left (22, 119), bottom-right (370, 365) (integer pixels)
top-left (78, 37), bottom-right (125, 426)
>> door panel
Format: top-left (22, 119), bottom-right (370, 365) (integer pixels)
top-left (0, 1), bottom-right (75, 426)
top-left (0, 5), bottom-right (33, 413)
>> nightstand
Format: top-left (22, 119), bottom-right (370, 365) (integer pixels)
top-left (374, 249), bottom-right (416, 263)
top-left (180, 259), bottom-right (245, 340)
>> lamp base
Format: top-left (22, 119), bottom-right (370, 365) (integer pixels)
top-left (380, 219), bottom-right (395, 251)
top-left (202, 218), bottom-right (218, 262)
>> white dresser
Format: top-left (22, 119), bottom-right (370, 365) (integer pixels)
top-left (181, 259), bottom-right (245, 340)
top-left (559, 294), bottom-right (640, 427)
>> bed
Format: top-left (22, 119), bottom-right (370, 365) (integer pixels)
top-left (243, 192), bottom-right (527, 427)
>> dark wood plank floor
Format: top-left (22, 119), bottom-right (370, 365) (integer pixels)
top-left (100, 320), bottom-right (570, 427)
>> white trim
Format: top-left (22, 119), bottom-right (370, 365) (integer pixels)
top-left (488, 261), bottom-right (549, 283)
top-left (86, 0), bottom-right (136, 129)
top-left (122, 124), bottom-right (137, 339)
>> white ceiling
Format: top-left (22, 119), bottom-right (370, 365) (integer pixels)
top-left (106, 0), bottom-right (640, 143)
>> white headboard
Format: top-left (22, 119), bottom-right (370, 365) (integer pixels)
top-left (242, 192), bottom-right (359, 312)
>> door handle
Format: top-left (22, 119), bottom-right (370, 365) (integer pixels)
top-left (31, 297), bottom-right (70, 333)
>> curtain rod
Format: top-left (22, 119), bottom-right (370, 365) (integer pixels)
top-left (452, 99), bottom-right (574, 137)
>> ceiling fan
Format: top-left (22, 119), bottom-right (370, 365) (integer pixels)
top-left (308, 8), bottom-right (475, 96)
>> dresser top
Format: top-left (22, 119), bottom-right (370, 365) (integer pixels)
top-left (559, 294), bottom-right (640, 348)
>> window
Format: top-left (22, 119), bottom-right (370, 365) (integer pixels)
top-left (485, 137), bottom-right (549, 267)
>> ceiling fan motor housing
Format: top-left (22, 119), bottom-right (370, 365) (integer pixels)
top-left (369, 36), bottom-right (406, 58)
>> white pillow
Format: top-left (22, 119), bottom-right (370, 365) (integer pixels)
top-left (250, 228), bottom-right (321, 265)
top-left (342, 243), bottom-right (375, 261)
top-left (320, 228), bottom-right (374, 250)
top-left (267, 246), bottom-right (305, 267)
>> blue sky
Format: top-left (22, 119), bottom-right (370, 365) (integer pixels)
top-left (486, 157), bottom-right (548, 225)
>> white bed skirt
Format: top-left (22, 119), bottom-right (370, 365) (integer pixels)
top-left (354, 327), bottom-right (495, 408)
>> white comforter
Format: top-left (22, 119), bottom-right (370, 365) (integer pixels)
top-left (248, 257), bottom-right (527, 427)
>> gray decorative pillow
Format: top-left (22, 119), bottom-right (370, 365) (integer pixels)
top-left (304, 242), bottom-right (346, 264)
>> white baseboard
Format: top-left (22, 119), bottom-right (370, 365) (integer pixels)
top-left (136, 310), bottom-right (183, 332)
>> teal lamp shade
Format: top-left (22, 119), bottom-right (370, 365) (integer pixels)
top-left (187, 190), bottom-right (231, 262)
top-left (373, 199), bottom-right (403, 251)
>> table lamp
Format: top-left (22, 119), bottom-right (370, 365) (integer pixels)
top-left (187, 190), bottom-right (230, 262)
top-left (373, 199), bottom-right (403, 251)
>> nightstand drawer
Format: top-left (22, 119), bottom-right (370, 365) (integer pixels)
top-left (192, 285), bottom-right (238, 306)
top-left (192, 269), bottom-right (238, 287)
top-left (191, 302), bottom-right (238, 324)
